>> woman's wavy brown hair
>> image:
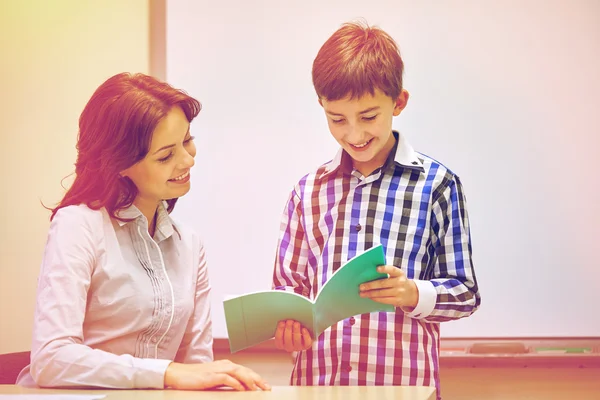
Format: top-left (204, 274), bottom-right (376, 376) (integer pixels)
top-left (50, 72), bottom-right (201, 221)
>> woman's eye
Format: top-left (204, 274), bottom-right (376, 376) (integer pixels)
top-left (184, 135), bottom-right (195, 144)
top-left (158, 153), bottom-right (174, 163)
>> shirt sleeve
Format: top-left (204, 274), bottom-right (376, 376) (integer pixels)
top-left (28, 207), bottom-right (171, 389)
top-left (174, 237), bottom-right (214, 364)
top-left (272, 188), bottom-right (312, 298)
top-left (405, 175), bottom-right (481, 322)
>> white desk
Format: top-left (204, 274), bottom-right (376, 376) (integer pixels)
top-left (0, 384), bottom-right (436, 400)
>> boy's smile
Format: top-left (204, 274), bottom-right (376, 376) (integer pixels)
top-left (349, 138), bottom-right (373, 150)
top-left (320, 89), bottom-right (409, 176)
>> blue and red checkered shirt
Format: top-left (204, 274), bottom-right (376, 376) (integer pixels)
top-left (272, 131), bottom-right (480, 399)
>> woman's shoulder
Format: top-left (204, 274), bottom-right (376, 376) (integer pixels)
top-left (52, 204), bottom-right (107, 226)
top-left (54, 204), bottom-right (106, 222)
top-left (170, 217), bottom-right (199, 241)
top-left (169, 216), bottom-right (205, 256)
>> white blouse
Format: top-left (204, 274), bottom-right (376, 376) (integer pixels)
top-left (17, 202), bottom-right (213, 388)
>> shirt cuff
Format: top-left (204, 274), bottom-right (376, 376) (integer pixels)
top-left (132, 358), bottom-right (172, 389)
top-left (402, 279), bottom-right (436, 319)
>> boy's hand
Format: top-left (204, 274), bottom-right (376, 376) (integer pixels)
top-left (274, 319), bottom-right (313, 352)
top-left (359, 265), bottom-right (419, 311)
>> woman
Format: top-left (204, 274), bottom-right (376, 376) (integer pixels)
top-left (16, 73), bottom-right (269, 391)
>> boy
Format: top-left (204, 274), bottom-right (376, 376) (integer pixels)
top-left (271, 21), bottom-right (480, 398)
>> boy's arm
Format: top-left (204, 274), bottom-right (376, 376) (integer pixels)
top-left (272, 188), bottom-right (311, 299)
top-left (404, 175), bottom-right (481, 323)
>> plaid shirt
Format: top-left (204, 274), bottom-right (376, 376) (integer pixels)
top-left (272, 131), bottom-right (480, 399)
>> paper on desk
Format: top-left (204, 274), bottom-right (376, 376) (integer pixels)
top-left (0, 395), bottom-right (105, 400)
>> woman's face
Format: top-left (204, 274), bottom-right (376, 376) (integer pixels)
top-left (121, 106), bottom-right (196, 211)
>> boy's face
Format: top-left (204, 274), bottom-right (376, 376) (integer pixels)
top-left (320, 89), bottom-right (409, 176)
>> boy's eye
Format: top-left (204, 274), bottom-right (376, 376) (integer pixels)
top-left (363, 115), bottom-right (377, 121)
top-left (332, 119), bottom-right (345, 124)
top-left (158, 153), bottom-right (174, 163)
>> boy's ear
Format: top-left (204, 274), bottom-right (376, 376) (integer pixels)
top-left (393, 89), bottom-right (410, 116)
top-left (318, 97), bottom-right (324, 107)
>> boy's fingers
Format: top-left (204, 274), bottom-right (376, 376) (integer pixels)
top-left (276, 320), bottom-right (312, 352)
top-left (361, 267), bottom-right (407, 292)
top-left (292, 322), bottom-right (303, 349)
top-left (361, 278), bottom-right (392, 291)
top-left (274, 321), bottom-right (285, 349)
top-left (367, 296), bottom-right (398, 305)
top-left (302, 327), bottom-right (313, 349)
top-left (362, 287), bottom-right (403, 298)
top-left (380, 265), bottom-right (405, 278)
top-left (283, 320), bottom-right (295, 352)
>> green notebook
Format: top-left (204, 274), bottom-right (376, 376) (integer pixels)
top-left (223, 244), bottom-right (394, 353)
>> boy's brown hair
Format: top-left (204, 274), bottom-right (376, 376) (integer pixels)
top-left (312, 21), bottom-right (404, 101)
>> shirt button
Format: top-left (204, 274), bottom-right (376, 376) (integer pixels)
top-left (349, 317), bottom-right (356, 325)
top-left (343, 364), bottom-right (352, 373)
top-left (355, 224), bottom-right (362, 232)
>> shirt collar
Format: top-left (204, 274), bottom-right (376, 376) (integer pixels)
top-left (319, 131), bottom-right (425, 179)
top-left (115, 201), bottom-right (178, 241)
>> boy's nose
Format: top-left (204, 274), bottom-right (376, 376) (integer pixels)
top-left (346, 125), bottom-right (367, 143)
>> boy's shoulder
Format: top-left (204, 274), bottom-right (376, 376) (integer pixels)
top-left (288, 158), bottom-right (341, 194)
top-left (406, 151), bottom-right (463, 199)
top-left (290, 151), bottom-right (460, 200)
top-left (415, 151), bottom-right (457, 179)
top-left (296, 152), bottom-right (458, 183)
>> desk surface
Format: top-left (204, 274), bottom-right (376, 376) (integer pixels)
top-left (0, 385), bottom-right (436, 400)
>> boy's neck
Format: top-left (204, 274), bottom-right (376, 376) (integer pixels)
top-left (352, 132), bottom-right (397, 177)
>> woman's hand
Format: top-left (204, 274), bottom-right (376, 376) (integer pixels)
top-left (164, 360), bottom-right (271, 391)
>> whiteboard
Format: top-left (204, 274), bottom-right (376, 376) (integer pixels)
top-left (166, 0), bottom-right (600, 338)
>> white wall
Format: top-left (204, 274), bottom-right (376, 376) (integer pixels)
top-left (0, 0), bottom-right (150, 353)
top-left (167, 0), bottom-right (600, 338)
